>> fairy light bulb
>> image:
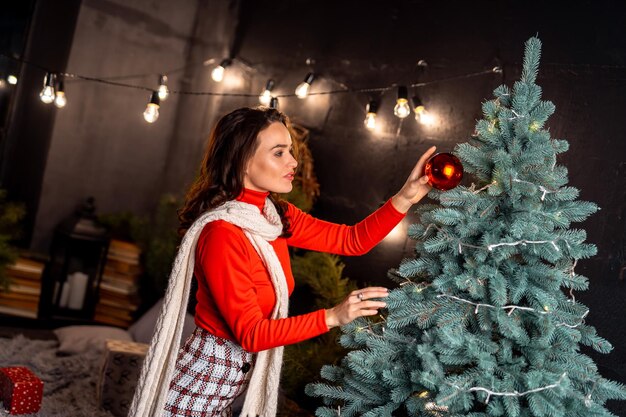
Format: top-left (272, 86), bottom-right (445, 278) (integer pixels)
top-left (412, 95), bottom-right (435, 126)
top-left (7, 75), bottom-right (18, 85)
top-left (39, 73), bottom-right (55, 104)
top-left (259, 79), bottom-right (275, 105)
top-left (211, 59), bottom-right (231, 82)
top-left (295, 72), bottom-right (315, 99)
top-left (393, 86), bottom-right (410, 118)
top-left (143, 91), bottom-right (160, 123)
top-left (54, 80), bottom-right (67, 108)
top-left (158, 74), bottom-right (169, 101)
top-left (364, 100), bottom-right (379, 130)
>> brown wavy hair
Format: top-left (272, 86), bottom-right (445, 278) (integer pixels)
top-left (178, 106), bottom-right (293, 236)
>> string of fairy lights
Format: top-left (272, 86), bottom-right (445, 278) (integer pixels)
top-left (0, 52), bottom-right (502, 128)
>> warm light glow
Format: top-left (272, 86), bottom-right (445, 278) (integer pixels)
top-left (383, 221), bottom-right (405, 244)
top-left (158, 74), bottom-right (169, 100)
top-left (7, 75), bottom-right (18, 85)
top-left (443, 164), bottom-right (455, 178)
top-left (295, 81), bottom-right (310, 99)
top-left (40, 86), bottom-right (55, 103)
top-left (418, 112), bottom-right (436, 126)
top-left (259, 89), bottom-right (272, 105)
top-left (40, 73), bottom-right (55, 103)
top-left (393, 98), bottom-right (410, 118)
top-left (211, 65), bottom-right (225, 82)
top-left (54, 91), bottom-right (67, 108)
top-left (364, 112), bottom-right (377, 130)
top-left (143, 103), bottom-right (159, 123)
top-left (143, 91), bottom-right (160, 123)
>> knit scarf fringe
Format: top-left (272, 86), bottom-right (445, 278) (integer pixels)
top-left (127, 198), bottom-right (288, 417)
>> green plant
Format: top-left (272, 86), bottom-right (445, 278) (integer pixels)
top-left (0, 189), bottom-right (25, 289)
top-left (99, 194), bottom-right (181, 303)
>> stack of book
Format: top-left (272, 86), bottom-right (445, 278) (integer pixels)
top-left (0, 256), bottom-right (45, 319)
top-left (94, 239), bottom-right (142, 328)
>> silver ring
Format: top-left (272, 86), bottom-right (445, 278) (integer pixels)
top-left (357, 293), bottom-right (363, 301)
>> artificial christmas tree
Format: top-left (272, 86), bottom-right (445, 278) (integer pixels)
top-left (307, 37), bottom-right (626, 417)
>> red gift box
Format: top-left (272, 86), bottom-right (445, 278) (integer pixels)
top-left (0, 367), bottom-right (44, 415)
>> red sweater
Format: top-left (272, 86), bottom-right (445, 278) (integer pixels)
top-left (194, 188), bottom-right (405, 352)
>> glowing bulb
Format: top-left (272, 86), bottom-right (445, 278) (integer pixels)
top-left (211, 65), bottom-right (224, 82)
top-left (364, 112), bottom-right (377, 130)
top-left (394, 99), bottom-right (410, 118)
top-left (158, 75), bottom-right (169, 100)
top-left (54, 91), bottom-right (67, 108)
top-left (211, 59), bottom-right (231, 82)
top-left (364, 100), bottom-right (379, 130)
top-left (412, 96), bottom-right (434, 125)
top-left (143, 91), bottom-right (160, 123)
top-left (394, 86), bottom-right (410, 118)
top-left (295, 72), bottom-right (315, 99)
top-left (53, 80), bottom-right (67, 108)
top-left (39, 73), bottom-right (55, 104)
top-left (259, 79), bottom-right (275, 105)
top-left (7, 75), bottom-right (18, 85)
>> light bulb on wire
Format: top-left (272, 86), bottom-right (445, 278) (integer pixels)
top-left (158, 74), bottom-right (169, 101)
top-left (412, 96), bottom-right (434, 125)
top-left (393, 86), bottom-right (410, 118)
top-left (40, 73), bottom-right (56, 104)
top-left (143, 91), bottom-right (160, 123)
top-left (211, 59), bottom-right (231, 82)
top-left (54, 79), bottom-right (67, 108)
top-left (7, 75), bottom-right (18, 85)
top-left (259, 79), bottom-right (275, 106)
top-left (295, 72), bottom-right (315, 99)
top-left (364, 100), bottom-right (379, 130)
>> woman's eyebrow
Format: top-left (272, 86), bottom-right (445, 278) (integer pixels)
top-left (270, 144), bottom-right (291, 150)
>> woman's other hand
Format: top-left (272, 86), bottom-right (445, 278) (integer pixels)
top-left (391, 145), bottom-right (437, 213)
top-left (325, 287), bottom-right (389, 328)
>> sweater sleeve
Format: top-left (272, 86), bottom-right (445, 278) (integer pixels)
top-left (286, 198), bottom-right (406, 255)
top-left (196, 223), bottom-right (329, 353)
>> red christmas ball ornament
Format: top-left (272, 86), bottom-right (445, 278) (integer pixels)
top-left (424, 152), bottom-right (463, 191)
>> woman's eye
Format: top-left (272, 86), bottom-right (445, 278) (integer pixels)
top-left (275, 151), bottom-right (283, 157)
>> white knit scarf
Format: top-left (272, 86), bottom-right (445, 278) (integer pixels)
top-left (128, 198), bottom-right (288, 417)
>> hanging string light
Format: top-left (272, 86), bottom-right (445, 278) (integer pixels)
top-left (393, 86), bottom-right (410, 118)
top-left (211, 59), bottom-right (231, 82)
top-left (364, 100), bottom-right (379, 130)
top-left (39, 72), bottom-right (56, 104)
top-left (158, 74), bottom-right (169, 101)
top-left (295, 72), bottom-right (315, 99)
top-left (259, 79), bottom-right (275, 105)
top-left (143, 91), bottom-right (160, 123)
top-left (7, 75), bottom-right (18, 85)
top-left (54, 79), bottom-right (67, 108)
top-left (412, 95), bottom-right (434, 125)
top-left (269, 96), bottom-right (279, 109)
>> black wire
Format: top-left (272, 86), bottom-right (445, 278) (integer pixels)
top-left (0, 52), bottom-right (555, 98)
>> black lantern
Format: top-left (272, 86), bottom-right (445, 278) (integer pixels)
top-left (39, 197), bottom-right (110, 323)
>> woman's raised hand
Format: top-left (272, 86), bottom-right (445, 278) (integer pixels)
top-left (325, 287), bottom-right (389, 328)
top-left (391, 145), bottom-right (437, 213)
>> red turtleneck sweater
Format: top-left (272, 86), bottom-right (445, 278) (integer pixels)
top-left (194, 189), bottom-right (405, 353)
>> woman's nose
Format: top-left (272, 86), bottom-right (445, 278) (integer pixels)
top-left (288, 154), bottom-right (298, 168)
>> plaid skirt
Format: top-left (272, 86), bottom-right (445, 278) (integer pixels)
top-left (163, 327), bottom-right (256, 417)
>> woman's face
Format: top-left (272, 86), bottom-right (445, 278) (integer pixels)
top-left (244, 121), bottom-right (297, 193)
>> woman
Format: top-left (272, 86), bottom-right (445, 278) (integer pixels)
top-left (129, 107), bottom-right (436, 417)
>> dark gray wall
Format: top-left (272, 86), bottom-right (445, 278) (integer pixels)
top-left (30, 0), bottom-right (241, 251)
